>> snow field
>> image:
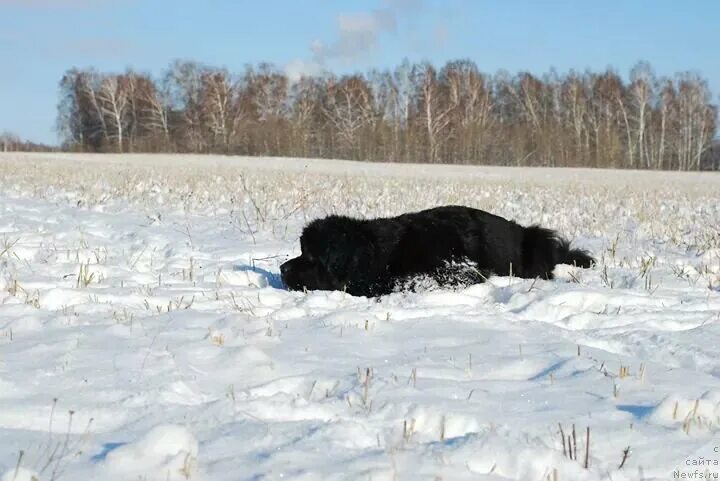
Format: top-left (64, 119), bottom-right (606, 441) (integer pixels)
top-left (0, 153), bottom-right (719, 480)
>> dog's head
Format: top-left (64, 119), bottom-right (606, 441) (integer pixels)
top-left (280, 254), bottom-right (338, 292)
top-left (280, 215), bottom-right (373, 293)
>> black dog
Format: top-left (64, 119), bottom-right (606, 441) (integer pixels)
top-left (280, 205), bottom-right (594, 297)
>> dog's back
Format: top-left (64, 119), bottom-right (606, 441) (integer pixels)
top-left (397, 205), bottom-right (594, 281)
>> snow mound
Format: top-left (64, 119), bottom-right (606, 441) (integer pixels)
top-left (102, 425), bottom-right (198, 480)
top-left (0, 468), bottom-right (39, 481)
top-left (649, 391), bottom-right (720, 430)
top-left (213, 268), bottom-right (269, 287)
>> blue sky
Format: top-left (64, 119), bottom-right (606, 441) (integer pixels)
top-left (1, 0), bottom-right (718, 145)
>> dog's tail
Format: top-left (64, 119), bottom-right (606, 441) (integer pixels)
top-left (523, 226), bottom-right (595, 277)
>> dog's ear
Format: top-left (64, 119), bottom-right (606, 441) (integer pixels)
top-left (326, 233), bottom-right (376, 293)
top-left (300, 219), bottom-right (332, 265)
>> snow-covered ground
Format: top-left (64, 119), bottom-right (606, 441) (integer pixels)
top-left (1, 152), bottom-right (719, 481)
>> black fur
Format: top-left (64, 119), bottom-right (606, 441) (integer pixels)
top-left (280, 205), bottom-right (594, 297)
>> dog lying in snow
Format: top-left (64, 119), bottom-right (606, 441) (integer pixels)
top-left (280, 205), bottom-right (594, 297)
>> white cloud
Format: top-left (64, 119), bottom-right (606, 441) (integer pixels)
top-left (284, 58), bottom-right (323, 82)
top-left (322, 10), bottom-right (396, 59)
top-left (314, 7), bottom-right (402, 62)
top-left (285, 0), bottom-right (424, 80)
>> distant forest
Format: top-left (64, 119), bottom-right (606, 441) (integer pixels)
top-left (54, 59), bottom-right (719, 170)
top-left (1, 132), bottom-right (57, 153)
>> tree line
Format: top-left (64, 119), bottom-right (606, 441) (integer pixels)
top-left (1, 132), bottom-right (57, 153)
top-left (57, 59), bottom-right (719, 170)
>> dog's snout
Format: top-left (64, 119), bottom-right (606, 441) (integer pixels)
top-left (280, 256), bottom-right (323, 292)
